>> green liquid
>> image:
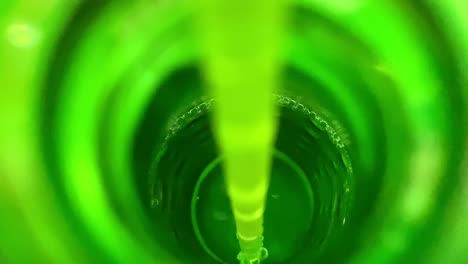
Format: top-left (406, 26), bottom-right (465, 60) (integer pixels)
top-left (192, 151), bottom-right (314, 263)
top-left (149, 96), bottom-right (352, 263)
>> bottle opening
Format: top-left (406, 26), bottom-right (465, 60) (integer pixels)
top-left (149, 95), bottom-right (353, 263)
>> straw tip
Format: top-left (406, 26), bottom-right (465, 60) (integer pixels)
top-left (237, 245), bottom-right (268, 264)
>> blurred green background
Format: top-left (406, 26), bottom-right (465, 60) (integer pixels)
top-left (0, 0), bottom-right (466, 263)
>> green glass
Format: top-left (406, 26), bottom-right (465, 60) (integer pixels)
top-left (0, 1), bottom-right (466, 264)
top-left (145, 69), bottom-right (353, 262)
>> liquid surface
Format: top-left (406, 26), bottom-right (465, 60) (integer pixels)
top-left (149, 96), bottom-right (353, 263)
top-left (192, 152), bottom-right (314, 263)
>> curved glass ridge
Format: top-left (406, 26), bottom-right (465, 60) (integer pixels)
top-left (0, 1), bottom-right (466, 263)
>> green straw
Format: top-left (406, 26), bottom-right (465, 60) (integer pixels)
top-left (195, 0), bottom-right (286, 262)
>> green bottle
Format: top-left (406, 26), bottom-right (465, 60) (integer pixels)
top-left (0, 1), bottom-right (466, 263)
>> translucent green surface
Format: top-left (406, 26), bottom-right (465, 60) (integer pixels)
top-left (150, 93), bottom-right (352, 263)
top-left (195, 0), bottom-right (286, 261)
top-left (0, 1), bottom-right (467, 264)
top-left (192, 152), bottom-right (314, 264)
